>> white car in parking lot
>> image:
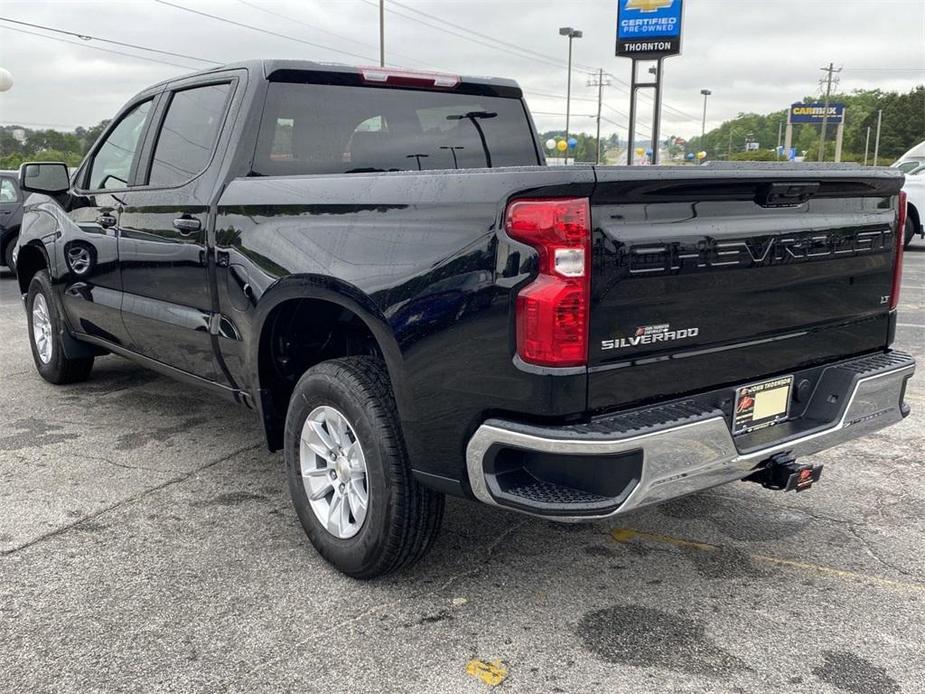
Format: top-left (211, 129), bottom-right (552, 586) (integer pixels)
top-left (902, 166), bottom-right (925, 248)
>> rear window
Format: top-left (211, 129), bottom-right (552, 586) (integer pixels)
top-left (253, 82), bottom-right (539, 176)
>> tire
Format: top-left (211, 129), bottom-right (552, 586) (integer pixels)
top-left (904, 216), bottom-right (917, 249)
top-left (26, 270), bottom-right (94, 384)
top-left (285, 356), bottom-right (444, 579)
top-left (3, 237), bottom-right (14, 271)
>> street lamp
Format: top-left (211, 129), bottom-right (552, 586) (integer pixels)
top-left (559, 26), bottom-right (582, 165)
top-left (700, 89), bottom-right (711, 149)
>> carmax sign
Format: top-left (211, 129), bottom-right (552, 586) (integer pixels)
top-left (790, 103), bottom-right (845, 124)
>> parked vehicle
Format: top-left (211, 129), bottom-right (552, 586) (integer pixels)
top-left (14, 60), bottom-right (915, 577)
top-left (893, 140), bottom-right (925, 174)
top-left (0, 170), bottom-right (23, 270)
top-left (902, 166), bottom-right (925, 247)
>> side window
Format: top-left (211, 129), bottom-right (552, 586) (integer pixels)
top-left (88, 100), bottom-right (153, 190)
top-left (147, 83), bottom-right (231, 187)
top-left (0, 179), bottom-right (17, 203)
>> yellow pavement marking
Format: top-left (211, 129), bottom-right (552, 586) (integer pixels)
top-left (610, 527), bottom-right (925, 593)
top-left (466, 659), bottom-right (508, 687)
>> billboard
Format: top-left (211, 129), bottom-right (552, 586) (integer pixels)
top-left (789, 103), bottom-right (845, 124)
top-left (616, 0), bottom-right (684, 59)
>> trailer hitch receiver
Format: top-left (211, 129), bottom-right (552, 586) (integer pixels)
top-left (745, 452), bottom-right (823, 492)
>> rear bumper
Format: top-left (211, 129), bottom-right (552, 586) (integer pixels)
top-left (466, 351), bottom-right (915, 520)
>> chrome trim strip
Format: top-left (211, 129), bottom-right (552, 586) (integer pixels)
top-left (466, 360), bottom-right (914, 521)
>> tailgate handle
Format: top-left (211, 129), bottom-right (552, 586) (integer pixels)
top-left (756, 182), bottom-right (820, 208)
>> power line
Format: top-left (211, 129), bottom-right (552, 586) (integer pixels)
top-left (234, 0), bottom-right (429, 68)
top-left (602, 70), bottom-right (700, 121)
top-left (531, 110), bottom-right (645, 136)
top-left (0, 16), bottom-right (221, 65)
top-left (1, 119), bottom-right (83, 129)
top-left (386, 0), bottom-right (596, 74)
top-left (601, 102), bottom-right (630, 120)
top-left (525, 89), bottom-right (602, 104)
top-left (0, 23), bottom-right (202, 71)
top-left (358, 0), bottom-right (596, 76)
top-left (154, 0), bottom-right (377, 63)
top-left (844, 67), bottom-right (925, 72)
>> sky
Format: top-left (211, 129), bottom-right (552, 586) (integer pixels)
top-left (0, 0), bottom-right (923, 144)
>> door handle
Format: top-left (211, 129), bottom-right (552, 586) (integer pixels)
top-left (173, 216), bottom-right (202, 236)
top-left (96, 213), bottom-right (117, 228)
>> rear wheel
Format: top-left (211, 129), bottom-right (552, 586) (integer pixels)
top-left (904, 216), bottom-right (917, 249)
top-left (285, 356), bottom-right (444, 578)
top-left (26, 270), bottom-right (94, 384)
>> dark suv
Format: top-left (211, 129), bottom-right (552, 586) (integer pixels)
top-left (0, 170), bottom-right (23, 270)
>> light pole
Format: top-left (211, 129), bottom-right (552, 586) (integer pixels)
top-left (700, 89), bottom-right (711, 151)
top-left (559, 26), bottom-right (582, 165)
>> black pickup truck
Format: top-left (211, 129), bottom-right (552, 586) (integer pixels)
top-left (14, 60), bottom-right (915, 578)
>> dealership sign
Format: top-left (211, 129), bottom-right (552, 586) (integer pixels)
top-left (789, 103), bottom-right (845, 124)
top-left (616, 0), bottom-right (684, 59)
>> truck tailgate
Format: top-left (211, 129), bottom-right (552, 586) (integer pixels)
top-left (587, 165), bottom-right (904, 412)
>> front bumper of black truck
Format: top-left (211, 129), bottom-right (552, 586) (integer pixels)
top-left (466, 351), bottom-right (915, 520)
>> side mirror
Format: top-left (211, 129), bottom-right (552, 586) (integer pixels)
top-left (19, 162), bottom-right (70, 195)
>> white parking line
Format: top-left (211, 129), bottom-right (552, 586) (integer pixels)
top-left (897, 323), bottom-right (925, 329)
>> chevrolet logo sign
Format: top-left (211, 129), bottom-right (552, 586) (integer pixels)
top-left (626, 0), bottom-right (674, 11)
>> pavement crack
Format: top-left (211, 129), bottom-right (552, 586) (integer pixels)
top-left (844, 522), bottom-right (914, 578)
top-left (0, 443), bottom-right (262, 557)
top-left (80, 453), bottom-right (170, 474)
top-left (241, 518), bottom-right (530, 680)
top-left (692, 492), bottom-right (916, 579)
top-left (434, 519), bottom-right (529, 593)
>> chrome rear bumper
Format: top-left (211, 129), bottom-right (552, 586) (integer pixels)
top-left (466, 351), bottom-right (915, 520)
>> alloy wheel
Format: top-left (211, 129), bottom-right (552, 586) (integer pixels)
top-left (299, 405), bottom-right (370, 539)
top-left (32, 293), bottom-right (53, 364)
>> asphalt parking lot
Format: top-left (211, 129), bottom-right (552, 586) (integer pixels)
top-left (1, 249), bottom-right (923, 694)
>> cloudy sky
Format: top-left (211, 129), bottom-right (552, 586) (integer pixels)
top-left (0, 0), bottom-right (923, 141)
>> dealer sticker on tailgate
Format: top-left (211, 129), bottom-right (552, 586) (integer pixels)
top-left (733, 376), bottom-right (793, 435)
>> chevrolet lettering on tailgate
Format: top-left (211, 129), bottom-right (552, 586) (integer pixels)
top-left (627, 228), bottom-right (893, 276)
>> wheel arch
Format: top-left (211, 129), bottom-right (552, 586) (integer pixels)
top-left (908, 199), bottom-right (922, 235)
top-left (14, 240), bottom-right (52, 296)
top-left (250, 276), bottom-right (412, 451)
top-left (1, 224), bottom-right (21, 262)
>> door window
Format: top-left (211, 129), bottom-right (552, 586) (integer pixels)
top-left (147, 83), bottom-right (231, 187)
top-left (87, 100), bottom-right (153, 190)
top-left (0, 178), bottom-right (17, 202)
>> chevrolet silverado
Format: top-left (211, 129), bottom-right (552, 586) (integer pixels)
top-left (13, 60), bottom-right (915, 577)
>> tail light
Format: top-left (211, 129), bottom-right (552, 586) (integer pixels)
top-left (890, 191), bottom-right (907, 311)
top-left (505, 198), bottom-right (591, 367)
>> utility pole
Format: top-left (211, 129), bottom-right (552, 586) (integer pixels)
top-left (700, 89), bottom-right (711, 148)
top-left (588, 69), bottom-right (610, 164)
top-left (818, 62), bottom-right (842, 162)
top-left (559, 27), bottom-right (582, 165)
top-left (873, 109), bottom-right (883, 165)
top-left (777, 121), bottom-right (783, 160)
top-left (864, 126), bottom-right (871, 165)
top-left (379, 0), bottom-right (385, 67)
